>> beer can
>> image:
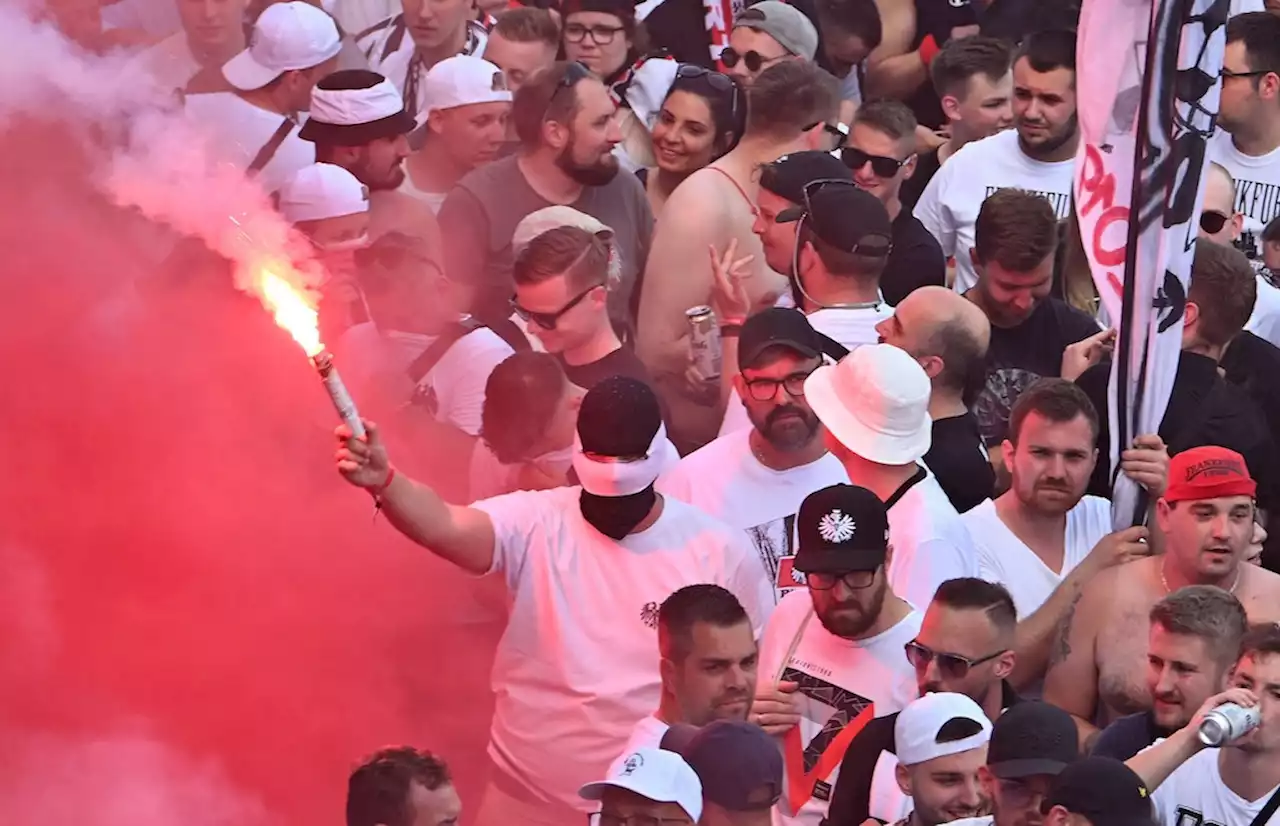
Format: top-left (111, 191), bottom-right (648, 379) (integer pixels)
top-left (687, 305), bottom-right (722, 381)
top-left (1198, 702), bottom-right (1261, 746)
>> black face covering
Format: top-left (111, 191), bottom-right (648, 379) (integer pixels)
top-left (579, 485), bottom-right (658, 540)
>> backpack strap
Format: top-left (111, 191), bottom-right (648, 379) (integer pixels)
top-left (247, 117), bottom-right (295, 176)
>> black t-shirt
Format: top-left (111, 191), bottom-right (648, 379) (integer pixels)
top-left (1091, 711), bottom-right (1163, 762)
top-left (1221, 331), bottom-right (1280, 569)
top-left (900, 147), bottom-right (941, 215)
top-left (905, 0), bottom-right (979, 130)
top-left (883, 211), bottom-right (945, 306)
top-left (1076, 352), bottom-right (1279, 511)
top-left (974, 297), bottom-right (1099, 446)
top-left (643, 0), bottom-right (715, 67)
top-left (560, 345), bottom-right (654, 391)
top-left (924, 412), bottom-right (994, 513)
top-left (978, 0), bottom-right (1081, 42)
top-left (825, 682), bottom-right (1021, 826)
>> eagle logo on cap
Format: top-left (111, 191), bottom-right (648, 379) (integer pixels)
top-left (818, 510), bottom-right (856, 543)
top-left (622, 754), bottom-right (644, 775)
top-left (640, 601), bottom-right (660, 629)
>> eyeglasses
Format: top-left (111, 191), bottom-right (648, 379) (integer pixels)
top-left (544, 61), bottom-right (592, 122)
top-left (1223, 68), bottom-right (1279, 80)
top-left (904, 640), bottom-right (1006, 679)
top-left (841, 147), bottom-right (912, 178)
top-left (675, 63), bottom-right (742, 121)
top-left (1199, 209), bottom-right (1230, 235)
top-left (807, 570), bottom-right (877, 591)
top-left (564, 22), bottom-right (626, 45)
top-left (511, 282), bottom-right (603, 330)
top-left (589, 815), bottom-right (694, 826)
top-left (720, 47), bottom-right (787, 74)
top-left (744, 368), bottom-right (815, 401)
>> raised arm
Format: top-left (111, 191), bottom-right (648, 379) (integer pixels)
top-left (1127, 688), bottom-right (1258, 790)
top-left (335, 421), bottom-right (497, 575)
top-left (863, 0), bottom-right (922, 100)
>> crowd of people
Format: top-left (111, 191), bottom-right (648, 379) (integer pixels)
top-left (47, 0), bottom-right (1280, 822)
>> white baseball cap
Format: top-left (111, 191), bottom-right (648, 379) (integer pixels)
top-left (421, 55), bottom-right (513, 118)
top-left (895, 692), bottom-right (992, 768)
top-left (222, 2), bottom-right (342, 92)
top-left (276, 162), bottom-right (369, 224)
top-left (803, 343), bottom-right (933, 465)
top-left (580, 748), bottom-right (703, 822)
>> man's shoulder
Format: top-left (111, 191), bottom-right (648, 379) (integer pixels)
top-left (949, 130), bottom-right (1014, 167)
top-left (1043, 297), bottom-right (1101, 338)
top-left (455, 154), bottom-right (521, 198)
top-left (353, 13), bottom-right (403, 47)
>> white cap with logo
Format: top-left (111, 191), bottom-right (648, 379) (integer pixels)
top-left (895, 692), bottom-right (993, 767)
top-left (579, 748), bottom-right (703, 822)
top-left (421, 55), bottom-right (513, 118)
top-left (222, 1), bottom-right (343, 92)
top-left (276, 162), bottom-right (369, 224)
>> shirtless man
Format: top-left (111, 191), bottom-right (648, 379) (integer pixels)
top-left (1043, 445), bottom-right (1280, 746)
top-left (636, 59), bottom-right (840, 451)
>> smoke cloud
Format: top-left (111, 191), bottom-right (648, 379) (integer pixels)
top-left (0, 6), bottom-right (498, 825)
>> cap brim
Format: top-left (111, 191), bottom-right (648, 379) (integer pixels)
top-left (776, 206), bottom-right (804, 224)
top-left (795, 547), bottom-right (885, 573)
top-left (580, 778), bottom-right (679, 806)
top-left (222, 49), bottom-right (281, 91)
top-left (804, 364), bottom-right (931, 465)
top-left (990, 758), bottom-right (1070, 780)
top-left (298, 110), bottom-right (418, 144)
top-left (740, 337), bottom-right (821, 369)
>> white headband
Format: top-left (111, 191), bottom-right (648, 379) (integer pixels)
top-left (309, 79), bottom-right (405, 126)
top-left (573, 424), bottom-right (672, 496)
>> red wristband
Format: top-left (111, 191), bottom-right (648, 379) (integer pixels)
top-left (919, 34), bottom-right (940, 68)
top-left (371, 467), bottom-right (397, 499)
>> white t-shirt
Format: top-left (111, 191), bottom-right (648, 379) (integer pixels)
top-left (913, 129), bottom-right (1074, 293)
top-left (183, 93), bottom-right (314, 194)
top-left (613, 714), bottom-right (671, 768)
top-left (1152, 748), bottom-right (1280, 826)
top-left (963, 495), bottom-right (1111, 619)
top-left (1211, 131), bottom-right (1280, 251)
top-left (1247, 273), bottom-right (1280, 348)
top-left (658, 429), bottom-right (849, 602)
top-left (886, 471), bottom-right (981, 611)
top-left (759, 590), bottom-right (921, 826)
top-left (718, 305), bottom-right (888, 437)
top-left (334, 322), bottom-right (514, 436)
top-left (472, 487), bottom-right (775, 812)
top-left (399, 174), bottom-right (447, 214)
top-left (938, 817), bottom-right (992, 826)
top-left (103, 0), bottom-right (182, 38)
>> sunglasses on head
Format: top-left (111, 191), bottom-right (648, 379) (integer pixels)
top-left (543, 61), bottom-right (591, 122)
top-left (841, 146), bottom-right (911, 178)
top-left (1199, 209), bottom-right (1230, 235)
top-left (720, 47), bottom-right (786, 74)
top-left (675, 63), bottom-right (742, 121)
top-left (905, 640), bottom-right (1005, 679)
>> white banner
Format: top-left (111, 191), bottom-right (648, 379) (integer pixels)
top-left (1073, 0), bottom-right (1227, 528)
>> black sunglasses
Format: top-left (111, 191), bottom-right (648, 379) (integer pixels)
top-left (511, 282), bottom-right (603, 330)
top-left (905, 640), bottom-right (1005, 679)
top-left (1199, 209), bottom-right (1230, 235)
top-left (842, 147), bottom-right (911, 178)
top-left (675, 63), bottom-right (742, 121)
top-left (544, 61), bottom-right (591, 122)
top-left (720, 47), bottom-right (786, 73)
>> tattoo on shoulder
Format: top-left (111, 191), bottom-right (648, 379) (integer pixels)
top-left (1051, 591), bottom-right (1084, 666)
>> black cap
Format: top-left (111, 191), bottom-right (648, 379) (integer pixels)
top-left (578, 376), bottom-right (662, 456)
top-left (777, 180), bottom-right (893, 257)
top-left (1044, 757), bottom-right (1156, 826)
top-left (987, 702), bottom-right (1079, 779)
top-left (759, 151), bottom-right (853, 205)
top-left (794, 484), bottom-right (890, 574)
top-left (738, 307), bottom-right (825, 370)
top-left (681, 722), bottom-right (783, 812)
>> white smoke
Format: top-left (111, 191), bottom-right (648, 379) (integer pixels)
top-left (0, 1), bottom-right (322, 299)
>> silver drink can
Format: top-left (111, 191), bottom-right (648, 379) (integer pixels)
top-left (1198, 702), bottom-right (1261, 746)
top-left (687, 305), bottom-right (722, 381)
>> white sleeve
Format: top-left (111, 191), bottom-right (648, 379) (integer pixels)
top-left (912, 162), bottom-right (955, 258)
top-left (471, 488), bottom-right (548, 587)
top-left (894, 537), bottom-right (973, 610)
top-left (432, 331), bottom-right (515, 436)
top-left (725, 532), bottom-right (776, 635)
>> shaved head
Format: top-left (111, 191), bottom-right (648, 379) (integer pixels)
top-left (876, 286), bottom-right (991, 396)
top-left (1200, 162), bottom-right (1241, 245)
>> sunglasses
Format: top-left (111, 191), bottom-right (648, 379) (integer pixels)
top-left (544, 61), bottom-right (591, 123)
top-left (511, 282), bottom-right (603, 330)
top-left (841, 147), bottom-right (912, 178)
top-left (905, 640), bottom-right (1005, 679)
top-left (720, 47), bottom-right (786, 74)
top-left (807, 570), bottom-right (877, 591)
top-left (1199, 209), bottom-right (1230, 235)
top-left (675, 63), bottom-right (742, 121)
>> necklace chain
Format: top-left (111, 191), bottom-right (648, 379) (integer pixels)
top-left (1160, 558), bottom-right (1241, 594)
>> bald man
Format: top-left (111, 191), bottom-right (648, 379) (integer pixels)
top-left (876, 286), bottom-right (994, 512)
top-left (1198, 163), bottom-right (1244, 247)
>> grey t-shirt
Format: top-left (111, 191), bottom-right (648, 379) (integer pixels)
top-left (437, 154), bottom-right (654, 340)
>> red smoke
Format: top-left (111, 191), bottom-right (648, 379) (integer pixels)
top-left (0, 121), bottom-right (498, 824)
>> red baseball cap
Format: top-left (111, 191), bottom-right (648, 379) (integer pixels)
top-left (1164, 446), bottom-right (1256, 504)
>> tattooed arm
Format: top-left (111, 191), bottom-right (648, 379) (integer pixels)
top-left (1009, 562), bottom-right (1094, 690)
top-left (1043, 566), bottom-right (1119, 750)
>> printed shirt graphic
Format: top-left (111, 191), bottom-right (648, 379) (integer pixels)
top-left (759, 591), bottom-right (920, 826)
top-left (1211, 131), bottom-right (1280, 259)
top-left (1150, 748), bottom-right (1280, 826)
top-left (657, 428), bottom-right (848, 601)
top-left (913, 128), bottom-right (1074, 293)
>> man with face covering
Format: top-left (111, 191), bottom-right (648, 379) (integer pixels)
top-left (334, 375), bottom-right (773, 826)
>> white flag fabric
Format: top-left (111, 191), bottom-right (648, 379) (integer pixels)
top-left (1073, 0), bottom-right (1227, 528)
